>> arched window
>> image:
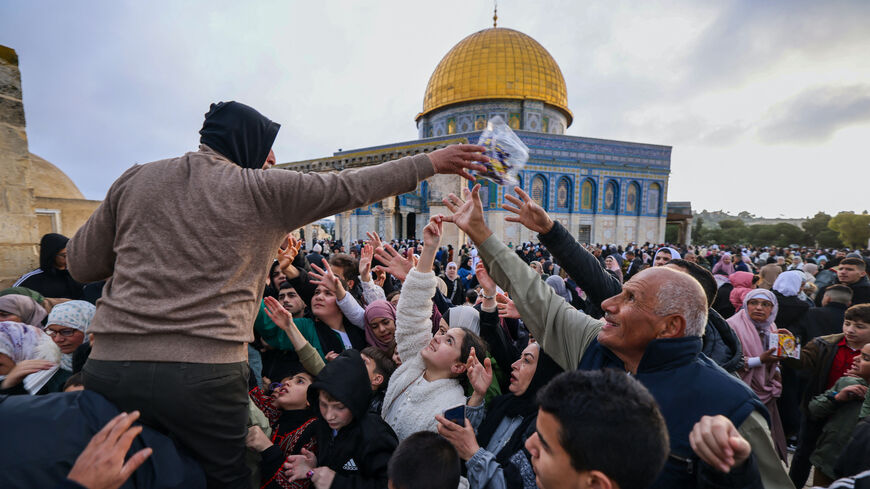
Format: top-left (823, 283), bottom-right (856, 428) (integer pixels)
top-left (556, 177), bottom-right (572, 210)
top-left (531, 175), bottom-right (548, 210)
top-left (648, 183), bottom-right (661, 215)
top-left (580, 179), bottom-right (596, 211)
top-left (604, 180), bottom-right (619, 211)
top-left (626, 181), bottom-right (640, 215)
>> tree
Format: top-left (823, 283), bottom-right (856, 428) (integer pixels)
top-left (828, 212), bottom-right (870, 248)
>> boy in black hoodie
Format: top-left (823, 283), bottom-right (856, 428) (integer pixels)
top-left (285, 350), bottom-right (398, 489)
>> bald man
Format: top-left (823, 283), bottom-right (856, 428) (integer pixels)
top-left (442, 185), bottom-right (793, 489)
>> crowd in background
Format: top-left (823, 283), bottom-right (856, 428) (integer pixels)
top-left (2, 103), bottom-right (870, 489)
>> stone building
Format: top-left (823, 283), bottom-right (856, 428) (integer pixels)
top-left (0, 45), bottom-right (100, 286)
top-left (278, 26), bottom-right (672, 249)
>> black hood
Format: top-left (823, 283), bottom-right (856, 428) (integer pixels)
top-left (39, 233), bottom-right (69, 273)
top-left (307, 349), bottom-right (371, 422)
top-left (198, 101), bottom-right (280, 169)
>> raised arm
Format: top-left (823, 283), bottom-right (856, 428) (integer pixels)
top-left (442, 186), bottom-right (602, 371)
top-left (504, 187), bottom-right (622, 308)
top-left (391, 218), bottom-right (443, 362)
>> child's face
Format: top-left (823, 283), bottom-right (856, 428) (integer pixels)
top-left (850, 344), bottom-right (870, 379)
top-left (272, 373), bottom-right (313, 410)
top-left (843, 319), bottom-right (870, 349)
top-left (319, 391), bottom-right (353, 430)
top-left (361, 354), bottom-right (383, 391)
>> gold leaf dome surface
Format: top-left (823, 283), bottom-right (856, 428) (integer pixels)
top-left (418, 28), bottom-right (571, 125)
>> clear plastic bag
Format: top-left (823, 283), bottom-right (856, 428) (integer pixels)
top-left (475, 116), bottom-right (529, 186)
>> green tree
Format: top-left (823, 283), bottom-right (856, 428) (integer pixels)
top-left (829, 212), bottom-right (870, 248)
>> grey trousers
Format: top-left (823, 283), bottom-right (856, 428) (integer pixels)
top-left (82, 359), bottom-right (250, 489)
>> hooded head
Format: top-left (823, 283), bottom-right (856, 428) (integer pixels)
top-left (38, 233), bottom-right (69, 273)
top-left (307, 349), bottom-right (371, 426)
top-left (199, 101), bottom-right (280, 170)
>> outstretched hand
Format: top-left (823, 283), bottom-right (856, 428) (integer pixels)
top-left (66, 411), bottom-right (152, 489)
top-left (310, 259), bottom-right (345, 298)
top-left (503, 187), bottom-right (555, 235)
top-left (374, 244), bottom-right (415, 282)
top-left (428, 144), bottom-right (489, 181)
top-left (496, 293), bottom-right (521, 319)
top-left (441, 185), bottom-right (492, 245)
top-left (466, 347), bottom-right (493, 404)
top-left (475, 262), bottom-right (497, 293)
top-left (277, 235), bottom-right (303, 271)
top-left (359, 244), bottom-right (374, 282)
top-left (264, 296), bottom-right (293, 331)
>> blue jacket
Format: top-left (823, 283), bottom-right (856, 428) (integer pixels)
top-left (579, 336), bottom-right (767, 489)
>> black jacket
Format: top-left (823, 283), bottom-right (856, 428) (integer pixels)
top-left (13, 233), bottom-right (83, 299)
top-left (772, 291), bottom-right (811, 335)
top-left (307, 350), bottom-right (398, 489)
top-left (816, 275), bottom-right (870, 307)
top-left (539, 221), bottom-right (744, 373)
top-left (795, 302), bottom-right (848, 344)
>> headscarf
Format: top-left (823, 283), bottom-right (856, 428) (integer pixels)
top-left (46, 300), bottom-right (95, 371)
top-left (445, 262), bottom-right (458, 280)
top-left (0, 287), bottom-right (44, 304)
top-left (803, 263), bottom-right (819, 278)
top-left (772, 270), bottom-right (803, 297)
top-left (653, 247), bottom-right (681, 264)
top-left (476, 345), bottom-right (564, 464)
top-left (712, 253), bottom-right (736, 276)
top-left (546, 275), bottom-right (572, 303)
top-left (604, 256), bottom-right (624, 284)
top-left (199, 101), bottom-right (280, 170)
top-left (363, 300), bottom-right (397, 353)
top-left (442, 306), bottom-right (480, 335)
top-left (0, 295), bottom-right (47, 327)
top-left (726, 289), bottom-right (780, 403)
top-left (0, 321), bottom-right (60, 393)
top-left (728, 272), bottom-right (755, 312)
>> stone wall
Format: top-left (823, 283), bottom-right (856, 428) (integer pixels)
top-left (0, 45), bottom-right (39, 287)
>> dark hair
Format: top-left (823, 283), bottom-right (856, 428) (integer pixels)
top-left (840, 257), bottom-right (867, 271)
top-left (537, 369), bottom-right (669, 489)
top-left (63, 372), bottom-right (84, 391)
top-left (667, 259), bottom-right (717, 307)
top-left (845, 303), bottom-right (870, 324)
top-left (328, 253), bottom-right (360, 283)
top-left (388, 432), bottom-right (460, 489)
top-left (824, 284), bottom-right (853, 305)
top-left (465, 289), bottom-right (478, 304)
top-left (386, 290), bottom-right (401, 303)
top-left (361, 346), bottom-right (397, 391)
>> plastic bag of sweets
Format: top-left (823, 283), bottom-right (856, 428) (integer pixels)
top-left (474, 116), bottom-right (529, 186)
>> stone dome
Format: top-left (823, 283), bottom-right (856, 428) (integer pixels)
top-left (29, 153), bottom-right (85, 200)
top-left (417, 27), bottom-right (571, 125)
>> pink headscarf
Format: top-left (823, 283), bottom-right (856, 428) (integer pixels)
top-left (728, 272), bottom-right (755, 312)
top-left (712, 253), bottom-right (736, 276)
top-left (363, 300), bottom-right (397, 352)
top-left (726, 289), bottom-right (781, 403)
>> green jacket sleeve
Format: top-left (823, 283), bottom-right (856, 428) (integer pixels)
top-left (253, 300), bottom-right (292, 350)
top-left (809, 377), bottom-right (862, 420)
top-left (477, 234), bottom-right (602, 371)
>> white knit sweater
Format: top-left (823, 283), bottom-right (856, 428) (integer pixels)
top-left (381, 268), bottom-right (468, 441)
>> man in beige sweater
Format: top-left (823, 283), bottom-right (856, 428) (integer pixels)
top-left (67, 101), bottom-right (486, 488)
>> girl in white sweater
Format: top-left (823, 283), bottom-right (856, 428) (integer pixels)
top-left (380, 216), bottom-right (492, 442)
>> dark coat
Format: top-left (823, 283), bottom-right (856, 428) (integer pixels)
top-left (772, 291), bottom-right (810, 334)
top-left (13, 233), bottom-right (83, 299)
top-left (816, 275), bottom-right (870, 307)
top-left (795, 302), bottom-right (848, 343)
top-left (0, 390), bottom-right (205, 489)
top-left (307, 350), bottom-right (398, 489)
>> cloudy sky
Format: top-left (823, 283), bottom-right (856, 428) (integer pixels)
top-left (2, 0), bottom-right (869, 218)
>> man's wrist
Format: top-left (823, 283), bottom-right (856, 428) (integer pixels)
top-left (467, 226), bottom-right (493, 246)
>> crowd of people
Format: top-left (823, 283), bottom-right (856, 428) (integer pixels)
top-left (2, 101), bottom-right (870, 489)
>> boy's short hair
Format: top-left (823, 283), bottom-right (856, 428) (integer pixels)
top-left (465, 289), bottom-right (478, 304)
top-left (388, 432), bottom-right (459, 489)
top-left (839, 257), bottom-right (867, 270)
top-left (63, 372), bottom-right (84, 391)
top-left (329, 253), bottom-right (359, 283)
top-left (537, 369), bottom-right (669, 489)
top-left (845, 303), bottom-right (870, 324)
top-left (361, 346), bottom-right (397, 391)
top-left (824, 284), bottom-right (853, 305)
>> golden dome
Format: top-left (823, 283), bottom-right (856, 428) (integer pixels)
top-left (417, 28), bottom-right (572, 125)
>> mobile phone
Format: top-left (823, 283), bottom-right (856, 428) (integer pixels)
top-left (444, 405), bottom-right (465, 425)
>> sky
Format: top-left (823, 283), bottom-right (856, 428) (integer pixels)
top-left (2, 0), bottom-right (869, 218)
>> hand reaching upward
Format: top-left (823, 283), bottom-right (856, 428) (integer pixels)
top-left (502, 187), bottom-right (555, 235)
top-left (374, 244), bottom-right (415, 282)
top-left (441, 185), bottom-right (492, 245)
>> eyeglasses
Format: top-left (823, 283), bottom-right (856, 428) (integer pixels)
top-left (747, 300), bottom-right (774, 309)
top-left (45, 328), bottom-right (79, 338)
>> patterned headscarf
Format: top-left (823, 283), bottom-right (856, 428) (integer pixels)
top-left (0, 295), bottom-right (47, 327)
top-left (0, 321), bottom-right (60, 392)
top-left (46, 300), bottom-right (96, 371)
